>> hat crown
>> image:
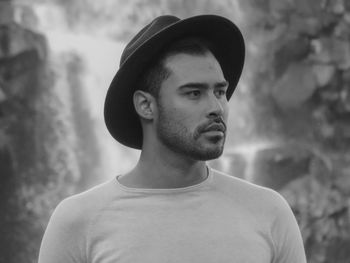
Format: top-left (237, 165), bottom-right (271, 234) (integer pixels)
top-left (120, 15), bottom-right (180, 67)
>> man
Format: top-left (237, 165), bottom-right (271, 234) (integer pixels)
top-left (39, 15), bottom-right (307, 263)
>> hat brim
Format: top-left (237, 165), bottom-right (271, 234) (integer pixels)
top-left (104, 15), bottom-right (245, 149)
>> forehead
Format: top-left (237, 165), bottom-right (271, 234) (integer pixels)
top-left (163, 52), bottom-right (225, 83)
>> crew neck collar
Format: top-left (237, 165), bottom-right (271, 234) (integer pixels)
top-left (115, 166), bottom-right (213, 194)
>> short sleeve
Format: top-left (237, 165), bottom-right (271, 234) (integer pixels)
top-left (271, 192), bottom-right (307, 263)
top-left (38, 198), bottom-right (87, 263)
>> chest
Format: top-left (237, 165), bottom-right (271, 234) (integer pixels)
top-left (87, 199), bottom-right (273, 263)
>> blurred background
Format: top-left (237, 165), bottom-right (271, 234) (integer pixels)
top-left (1, 0), bottom-right (350, 262)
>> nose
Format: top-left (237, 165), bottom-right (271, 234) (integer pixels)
top-left (207, 93), bottom-right (226, 118)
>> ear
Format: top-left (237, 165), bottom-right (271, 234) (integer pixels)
top-left (133, 90), bottom-right (156, 120)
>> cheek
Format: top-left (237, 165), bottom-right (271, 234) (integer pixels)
top-left (172, 108), bottom-right (195, 125)
top-left (165, 106), bottom-right (198, 131)
top-left (224, 104), bottom-right (229, 120)
top-left (220, 100), bottom-right (229, 120)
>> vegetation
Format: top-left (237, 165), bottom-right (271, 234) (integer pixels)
top-left (1, 0), bottom-right (350, 262)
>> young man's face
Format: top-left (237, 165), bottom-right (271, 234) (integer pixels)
top-left (155, 52), bottom-right (229, 160)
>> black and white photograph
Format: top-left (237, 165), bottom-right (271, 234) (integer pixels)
top-left (1, 1), bottom-right (350, 262)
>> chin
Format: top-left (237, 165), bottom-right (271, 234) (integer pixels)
top-left (194, 144), bottom-right (225, 161)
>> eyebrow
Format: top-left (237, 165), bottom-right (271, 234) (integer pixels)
top-left (179, 80), bottom-right (229, 89)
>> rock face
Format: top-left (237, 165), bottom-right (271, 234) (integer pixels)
top-left (0, 2), bottom-right (100, 262)
top-left (0, 4), bottom-right (48, 261)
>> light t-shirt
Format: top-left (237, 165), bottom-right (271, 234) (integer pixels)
top-left (38, 168), bottom-right (307, 263)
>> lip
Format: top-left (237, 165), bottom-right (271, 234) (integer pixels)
top-left (202, 123), bottom-right (226, 133)
top-left (203, 130), bottom-right (225, 137)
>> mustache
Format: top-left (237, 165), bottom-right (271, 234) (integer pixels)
top-left (197, 117), bottom-right (227, 134)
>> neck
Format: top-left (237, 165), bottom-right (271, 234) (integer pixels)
top-left (119, 141), bottom-right (208, 189)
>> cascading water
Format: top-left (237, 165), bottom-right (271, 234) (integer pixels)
top-left (27, 2), bottom-right (140, 188)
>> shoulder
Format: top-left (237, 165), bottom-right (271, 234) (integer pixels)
top-left (39, 179), bottom-right (120, 262)
top-left (210, 168), bottom-right (291, 214)
top-left (50, 179), bottom-right (119, 228)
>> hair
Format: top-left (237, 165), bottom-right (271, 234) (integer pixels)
top-left (137, 37), bottom-right (217, 99)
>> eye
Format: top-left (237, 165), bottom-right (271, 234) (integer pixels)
top-left (215, 89), bottom-right (227, 98)
top-left (186, 90), bottom-right (201, 99)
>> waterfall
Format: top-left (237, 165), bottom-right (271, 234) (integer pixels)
top-left (28, 2), bottom-right (140, 188)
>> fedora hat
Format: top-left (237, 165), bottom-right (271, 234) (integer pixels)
top-left (104, 14), bottom-right (245, 149)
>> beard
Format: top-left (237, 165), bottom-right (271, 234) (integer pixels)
top-left (156, 103), bottom-right (226, 161)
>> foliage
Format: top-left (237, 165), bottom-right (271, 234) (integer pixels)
top-left (240, 0), bottom-right (350, 262)
top-left (2, 1), bottom-right (350, 263)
